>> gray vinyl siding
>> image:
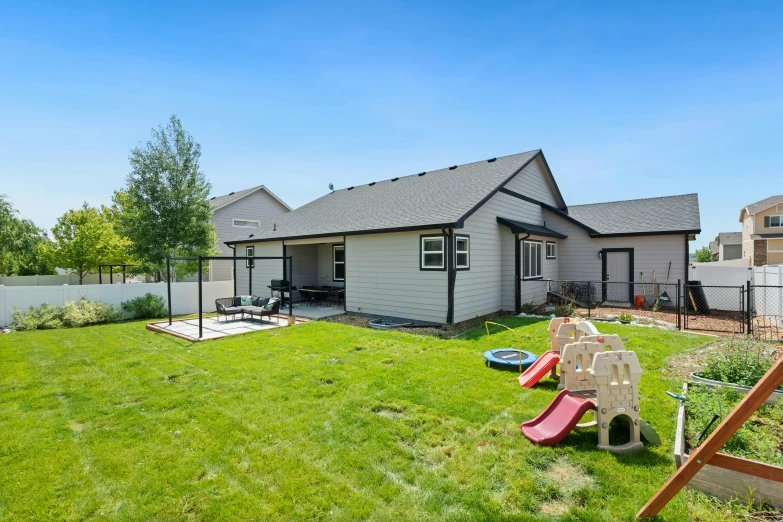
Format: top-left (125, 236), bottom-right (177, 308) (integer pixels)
top-left (211, 189), bottom-right (290, 281)
top-left (234, 241), bottom-right (284, 297)
top-left (503, 156), bottom-right (559, 207)
top-left (452, 160), bottom-right (550, 323)
top-left (346, 230), bottom-right (448, 323)
top-left (542, 209), bottom-right (687, 284)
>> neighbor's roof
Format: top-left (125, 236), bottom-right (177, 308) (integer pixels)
top-left (210, 185), bottom-right (292, 212)
top-left (565, 193), bottom-right (701, 236)
top-left (718, 231), bottom-right (742, 245)
top-left (225, 150), bottom-right (565, 243)
top-left (740, 195), bottom-right (783, 220)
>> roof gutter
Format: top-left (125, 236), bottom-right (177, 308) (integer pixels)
top-left (224, 222), bottom-right (459, 246)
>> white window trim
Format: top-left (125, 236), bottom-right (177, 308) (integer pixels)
top-left (246, 246), bottom-right (254, 268)
top-left (420, 235), bottom-right (445, 270)
top-left (523, 240), bottom-right (543, 280)
top-left (546, 241), bottom-right (557, 259)
top-left (233, 218), bottom-right (261, 228)
top-left (455, 235), bottom-right (470, 270)
top-left (333, 244), bottom-right (345, 281)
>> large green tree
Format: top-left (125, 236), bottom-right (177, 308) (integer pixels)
top-left (0, 194), bottom-right (55, 276)
top-left (113, 115), bottom-right (217, 278)
top-left (49, 203), bottom-right (129, 284)
top-left (693, 246), bottom-right (714, 263)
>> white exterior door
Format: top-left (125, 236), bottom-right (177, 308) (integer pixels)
top-left (605, 251), bottom-right (630, 302)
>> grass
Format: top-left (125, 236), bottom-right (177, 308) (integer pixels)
top-left (0, 316), bottom-right (768, 520)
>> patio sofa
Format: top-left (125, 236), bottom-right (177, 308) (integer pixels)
top-left (215, 296), bottom-right (281, 323)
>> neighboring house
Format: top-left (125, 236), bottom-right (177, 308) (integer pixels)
top-left (224, 150), bottom-right (700, 325)
top-left (710, 232), bottom-right (743, 262)
top-left (187, 185), bottom-right (291, 281)
top-left (739, 195), bottom-right (783, 266)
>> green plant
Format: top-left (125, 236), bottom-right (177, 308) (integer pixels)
top-left (618, 313), bottom-right (633, 322)
top-left (121, 293), bottom-right (167, 319)
top-left (685, 385), bottom-right (783, 466)
top-left (698, 337), bottom-right (782, 390)
top-left (552, 299), bottom-right (576, 318)
top-left (519, 302), bottom-right (540, 314)
top-left (12, 299), bottom-right (124, 331)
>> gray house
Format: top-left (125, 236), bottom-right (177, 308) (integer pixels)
top-left (224, 150), bottom-right (701, 324)
top-left (202, 185), bottom-right (291, 281)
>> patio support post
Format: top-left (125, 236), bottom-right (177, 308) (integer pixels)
top-left (110, 266), bottom-right (113, 284)
top-left (198, 256), bottom-right (203, 339)
top-left (232, 246), bottom-right (236, 296)
top-left (166, 258), bottom-right (172, 325)
top-left (122, 265), bottom-right (126, 284)
top-left (288, 256), bottom-right (293, 317)
top-left (99, 268), bottom-right (102, 285)
top-left (248, 258), bottom-right (253, 295)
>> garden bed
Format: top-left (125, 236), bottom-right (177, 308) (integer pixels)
top-left (674, 383), bottom-right (783, 510)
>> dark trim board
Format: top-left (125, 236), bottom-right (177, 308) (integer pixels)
top-left (446, 229), bottom-right (455, 324)
top-left (601, 248), bottom-right (634, 303)
top-left (514, 233), bottom-right (521, 313)
top-left (419, 233), bottom-right (448, 272)
top-left (591, 229), bottom-right (701, 239)
top-left (226, 223), bottom-right (457, 246)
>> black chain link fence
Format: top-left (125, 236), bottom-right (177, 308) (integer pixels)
top-left (520, 279), bottom-right (681, 329)
top-left (682, 283), bottom-right (745, 334)
top-left (749, 285), bottom-right (783, 341)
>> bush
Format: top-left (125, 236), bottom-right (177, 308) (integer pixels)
top-left (698, 337), bottom-right (782, 389)
top-left (12, 299), bottom-right (124, 331)
top-left (520, 303), bottom-right (541, 314)
top-left (617, 313), bottom-right (633, 322)
top-left (121, 293), bottom-right (167, 319)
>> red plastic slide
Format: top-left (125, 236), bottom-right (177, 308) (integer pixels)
top-left (520, 390), bottom-right (595, 446)
top-left (517, 350), bottom-right (560, 388)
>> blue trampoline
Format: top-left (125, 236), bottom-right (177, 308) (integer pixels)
top-left (484, 348), bottom-right (538, 369)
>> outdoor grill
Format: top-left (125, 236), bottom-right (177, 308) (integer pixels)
top-left (268, 279), bottom-right (293, 304)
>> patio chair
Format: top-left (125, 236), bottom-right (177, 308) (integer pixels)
top-left (215, 297), bottom-right (244, 321)
top-left (299, 288), bottom-right (316, 307)
top-left (311, 289), bottom-right (329, 308)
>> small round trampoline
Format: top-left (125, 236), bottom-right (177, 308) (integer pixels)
top-left (483, 348), bottom-right (538, 370)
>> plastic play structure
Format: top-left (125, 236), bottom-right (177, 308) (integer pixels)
top-left (517, 317), bottom-right (625, 389)
top-left (482, 322), bottom-right (538, 371)
top-left (520, 337), bottom-right (654, 453)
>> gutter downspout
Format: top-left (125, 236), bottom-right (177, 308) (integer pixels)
top-left (443, 227), bottom-right (455, 324)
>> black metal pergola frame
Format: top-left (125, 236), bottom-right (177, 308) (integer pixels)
top-left (165, 255), bottom-right (294, 339)
top-left (98, 264), bottom-right (136, 284)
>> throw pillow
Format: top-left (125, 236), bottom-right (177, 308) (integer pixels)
top-left (264, 298), bottom-right (279, 311)
top-left (240, 295), bottom-right (252, 306)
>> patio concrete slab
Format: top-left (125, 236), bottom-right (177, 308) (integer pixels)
top-left (147, 315), bottom-right (307, 342)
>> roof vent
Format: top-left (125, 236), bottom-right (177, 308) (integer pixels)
top-left (418, 172), bottom-right (426, 176)
top-left (391, 177), bottom-right (399, 182)
top-left (210, 196), bottom-right (216, 200)
top-left (369, 182), bottom-right (376, 186)
top-left (229, 191), bottom-right (235, 195)
top-left (487, 157), bottom-right (497, 163)
top-left (249, 234), bottom-right (254, 238)
top-left (347, 186), bottom-right (354, 190)
top-left (449, 165), bottom-right (458, 170)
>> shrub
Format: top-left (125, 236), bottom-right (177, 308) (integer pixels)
top-left (121, 293), bottom-right (167, 319)
top-left (698, 337), bottom-right (781, 389)
top-left (617, 313), bottom-right (633, 322)
top-left (12, 299), bottom-right (124, 331)
top-left (11, 302), bottom-right (64, 330)
top-left (520, 303), bottom-right (541, 315)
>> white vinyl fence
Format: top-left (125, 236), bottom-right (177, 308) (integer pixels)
top-left (0, 273), bottom-right (132, 286)
top-left (0, 280), bottom-right (234, 327)
top-left (688, 264), bottom-right (783, 316)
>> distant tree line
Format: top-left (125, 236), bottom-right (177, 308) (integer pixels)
top-left (1, 115), bottom-right (218, 283)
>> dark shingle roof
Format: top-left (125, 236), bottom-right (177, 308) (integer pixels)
top-left (566, 193), bottom-right (700, 236)
top-left (210, 185), bottom-right (291, 211)
top-left (225, 150), bottom-right (547, 243)
top-left (718, 232), bottom-right (742, 245)
top-left (745, 195), bottom-right (783, 215)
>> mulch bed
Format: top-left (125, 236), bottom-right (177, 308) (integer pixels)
top-left (322, 311), bottom-right (518, 338)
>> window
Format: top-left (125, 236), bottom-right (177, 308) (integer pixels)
top-left (546, 241), bottom-right (557, 259)
top-left (233, 219), bottom-right (260, 228)
top-left (523, 240), bottom-right (543, 279)
top-left (333, 245), bottom-right (345, 281)
top-left (455, 235), bottom-right (470, 270)
top-left (764, 215), bottom-right (783, 228)
top-left (246, 246), bottom-right (254, 268)
top-left (420, 235), bottom-right (445, 270)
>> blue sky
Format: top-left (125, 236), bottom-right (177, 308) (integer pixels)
top-left (1, 1), bottom-right (782, 249)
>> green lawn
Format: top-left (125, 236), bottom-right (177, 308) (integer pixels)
top-left (0, 317), bottom-right (755, 520)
